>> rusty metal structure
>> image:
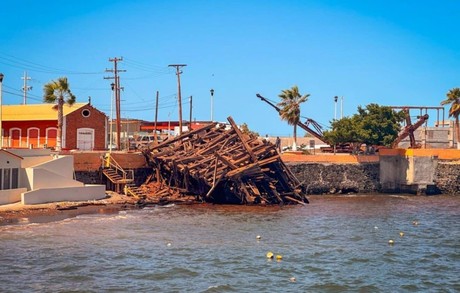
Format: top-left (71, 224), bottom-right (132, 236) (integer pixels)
top-left (256, 93), bottom-right (326, 143)
top-left (141, 116), bottom-right (309, 205)
top-left (392, 108), bottom-right (429, 148)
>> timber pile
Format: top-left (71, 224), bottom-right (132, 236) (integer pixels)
top-left (142, 116), bottom-right (308, 205)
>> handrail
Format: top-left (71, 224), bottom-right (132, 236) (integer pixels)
top-left (103, 154), bottom-right (134, 182)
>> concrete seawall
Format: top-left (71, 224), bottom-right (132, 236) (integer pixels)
top-left (435, 162), bottom-right (460, 195)
top-left (287, 162), bottom-right (380, 194)
top-left (72, 151), bottom-right (460, 196)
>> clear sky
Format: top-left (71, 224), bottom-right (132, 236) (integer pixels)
top-left (1, 0), bottom-right (459, 137)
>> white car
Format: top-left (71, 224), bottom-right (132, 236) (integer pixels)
top-left (131, 135), bottom-right (162, 149)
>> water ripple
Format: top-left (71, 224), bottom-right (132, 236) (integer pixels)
top-left (0, 195), bottom-right (458, 292)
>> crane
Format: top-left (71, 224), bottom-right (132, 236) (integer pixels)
top-left (256, 93), bottom-right (326, 143)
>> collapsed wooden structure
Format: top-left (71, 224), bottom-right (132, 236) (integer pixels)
top-left (142, 117), bottom-right (308, 205)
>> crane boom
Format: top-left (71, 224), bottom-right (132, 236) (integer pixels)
top-left (256, 93), bottom-right (326, 143)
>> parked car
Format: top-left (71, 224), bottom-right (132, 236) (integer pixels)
top-left (131, 135), bottom-right (162, 149)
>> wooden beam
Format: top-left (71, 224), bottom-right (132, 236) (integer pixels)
top-left (227, 116), bottom-right (257, 162)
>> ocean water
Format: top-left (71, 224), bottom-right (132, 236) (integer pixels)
top-left (0, 195), bottom-right (459, 293)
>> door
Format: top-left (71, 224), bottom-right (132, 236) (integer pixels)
top-left (77, 128), bottom-right (94, 150)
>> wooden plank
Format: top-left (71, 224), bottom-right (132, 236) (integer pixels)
top-left (227, 116), bottom-right (257, 162)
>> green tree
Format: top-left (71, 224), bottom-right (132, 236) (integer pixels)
top-left (441, 88), bottom-right (460, 147)
top-left (357, 103), bottom-right (405, 147)
top-left (240, 123), bottom-right (259, 138)
top-left (277, 85), bottom-right (309, 150)
top-left (323, 116), bottom-right (362, 152)
top-left (43, 77), bottom-right (76, 151)
top-left (323, 103), bottom-right (404, 153)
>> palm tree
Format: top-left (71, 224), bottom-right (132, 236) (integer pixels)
top-left (43, 77), bottom-right (76, 151)
top-left (441, 88), bottom-right (460, 148)
top-left (277, 85), bottom-right (310, 150)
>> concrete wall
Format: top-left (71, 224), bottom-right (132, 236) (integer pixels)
top-left (32, 155), bottom-right (75, 179)
top-left (287, 162), bottom-right (380, 194)
top-left (0, 188), bottom-right (27, 205)
top-left (379, 149), bottom-right (441, 194)
top-left (28, 168), bottom-right (83, 190)
top-left (21, 156), bottom-right (53, 168)
top-left (379, 154), bottom-right (409, 192)
top-left (22, 185), bottom-right (106, 205)
top-left (8, 149), bottom-right (52, 158)
top-left (435, 162), bottom-right (460, 195)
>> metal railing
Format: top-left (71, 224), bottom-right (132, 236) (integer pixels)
top-left (103, 154), bottom-right (134, 183)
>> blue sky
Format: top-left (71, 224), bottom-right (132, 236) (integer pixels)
top-left (1, 0), bottom-right (459, 136)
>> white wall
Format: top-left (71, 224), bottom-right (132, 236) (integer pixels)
top-left (22, 185), bottom-right (106, 205)
top-left (7, 149), bottom-right (52, 158)
top-left (21, 156), bottom-right (53, 168)
top-left (0, 153), bottom-right (21, 169)
top-left (32, 155), bottom-right (75, 179)
top-left (29, 168), bottom-right (83, 190)
top-left (0, 188), bottom-right (27, 205)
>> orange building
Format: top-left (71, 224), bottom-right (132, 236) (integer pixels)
top-left (1, 103), bottom-right (107, 150)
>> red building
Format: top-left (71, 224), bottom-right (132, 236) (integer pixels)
top-left (2, 103), bottom-right (107, 150)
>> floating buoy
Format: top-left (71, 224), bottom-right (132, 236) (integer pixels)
top-left (290, 277), bottom-right (296, 282)
top-left (388, 239), bottom-right (394, 245)
top-left (266, 251), bottom-right (274, 259)
top-left (276, 255), bottom-right (283, 260)
top-left (399, 232), bottom-right (404, 237)
top-left (256, 235), bottom-right (262, 240)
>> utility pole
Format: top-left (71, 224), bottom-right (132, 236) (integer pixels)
top-left (168, 64), bottom-right (186, 135)
top-left (154, 91), bottom-right (159, 144)
top-left (189, 95), bottom-right (193, 130)
top-left (21, 71), bottom-right (32, 105)
top-left (109, 83), bottom-right (115, 153)
top-left (104, 57), bottom-right (126, 150)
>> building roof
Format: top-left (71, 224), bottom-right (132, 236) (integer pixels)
top-left (0, 149), bottom-right (23, 160)
top-left (2, 103), bottom-right (88, 121)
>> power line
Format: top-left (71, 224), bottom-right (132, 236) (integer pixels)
top-left (0, 53), bottom-right (104, 75)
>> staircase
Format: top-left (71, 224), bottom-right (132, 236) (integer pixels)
top-left (102, 154), bottom-right (140, 196)
top-left (124, 183), bottom-right (149, 198)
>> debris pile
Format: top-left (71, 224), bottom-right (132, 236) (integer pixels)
top-left (142, 117), bottom-right (308, 205)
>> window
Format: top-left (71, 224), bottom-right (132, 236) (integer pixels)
top-left (81, 109), bottom-right (91, 118)
top-left (3, 169), bottom-right (10, 190)
top-left (12, 168), bottom-right (18, 189)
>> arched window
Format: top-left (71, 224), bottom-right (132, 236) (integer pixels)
top-left (46, 127), bottom-right (57, 148)
top-left (9, 128), bottom-right (21, 148)
top-left (27, 127), bottom-right (40, 148)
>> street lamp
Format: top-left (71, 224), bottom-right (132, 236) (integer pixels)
top-left (210, 88), bottom-right (214, 122)
top-left (334, 96), bottom-right (338, 120)
top-left (0, 73), bottom-right (4, 149)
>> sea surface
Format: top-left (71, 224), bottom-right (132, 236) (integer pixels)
top-left (0, 194), bottom-right (459, 293)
